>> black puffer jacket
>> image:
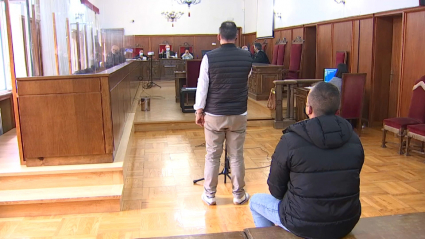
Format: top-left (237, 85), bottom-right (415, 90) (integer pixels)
top-left (268, 115), bottom-right (364, 239)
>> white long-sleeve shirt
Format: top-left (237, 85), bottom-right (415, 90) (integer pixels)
top-left (193, 55), bottom-right (247, 116)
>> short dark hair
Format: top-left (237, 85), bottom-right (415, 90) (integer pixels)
top-left (254, 43), bottom-right (262, 51)
top-left (185, 47), bottom-right (190, 51)
top-left (219, 21), bottom-right (237, 41)
top-left (335, 63), bottom-right (349, 78)
top-left (308, 82), bottom-right (341, 116)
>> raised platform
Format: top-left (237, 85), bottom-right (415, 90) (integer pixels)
top-left (0, 113), bottom-right (135, 217)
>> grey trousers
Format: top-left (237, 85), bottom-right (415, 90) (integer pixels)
top-left (203, 114), bottom-right (247, 199)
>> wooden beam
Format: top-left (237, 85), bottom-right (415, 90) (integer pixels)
top-left (52, 13), bottom-right (59, 75)
top-left (4, 0), bottom-right (25, 164)
top-left (66, 18), bottom-right (72, 74)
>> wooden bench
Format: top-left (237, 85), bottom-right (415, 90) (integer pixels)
top-left (244, 213), bottom-right (425, 239)
top-left (139, 231), bottom-right (246, 239)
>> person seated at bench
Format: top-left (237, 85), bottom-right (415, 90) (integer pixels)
top-left (181, 48), bottom-right (194, 60)
top-left (252, 43), bottom-right (270, 64)
top-left (249, 82), bottom-right (364, 239)
top-left (329, 63), bottom-right (348, 92)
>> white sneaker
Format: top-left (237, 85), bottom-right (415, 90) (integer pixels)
top-left (202, 192), bottom-right (216, 205)
top-left (233, 192), bottom-right (250, 205)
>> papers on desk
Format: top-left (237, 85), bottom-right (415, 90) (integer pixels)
top-left (305, 86), bottom-right (313, 90)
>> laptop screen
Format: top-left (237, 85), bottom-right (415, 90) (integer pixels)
top-left (324, 68), bottom-right (337, 82)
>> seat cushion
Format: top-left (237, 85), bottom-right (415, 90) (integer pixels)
top-left (407, 124), bottom-right (425, 136)
top-left (384, 117), bottom-right (422, 129)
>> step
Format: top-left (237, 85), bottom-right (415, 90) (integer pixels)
top-left (0, 184), bottom-right (123, 217)
top-left (0, 163), bottom-right (123, 190)
top-left (134, 119), bottom-right (274, 132)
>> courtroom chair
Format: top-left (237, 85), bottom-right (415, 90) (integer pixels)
top-left (159, 43), bottom-right (173, 54)
top-left (335, 51), bottom-right (348, 67)
top-left (179, 42), bottom-right (193, 56)
top-left (284, 36), bottom-right (304, 79)
top-left (340, 73), bottom-right (366, 136)
top-left (273, 38), bottom-right (287, 66)
top-left (382, 76), bottom-right (425, 154)
top-left (250, 43), bottom-right (256, 55)
top-left (405, 124), bottom-right (425, 156)
top-left (180, 59), bottom-right (202, 113)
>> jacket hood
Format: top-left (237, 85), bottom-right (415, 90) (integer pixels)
top-left (285, 115), bottom-right (353, 149)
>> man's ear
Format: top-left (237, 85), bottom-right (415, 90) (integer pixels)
top-left (217, 34), bottom-right (221, 41)
top-left (308, 106), bottom-right (313, 115)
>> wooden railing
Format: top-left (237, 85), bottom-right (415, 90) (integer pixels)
top-left (273, 79), bottom-right (322, 129)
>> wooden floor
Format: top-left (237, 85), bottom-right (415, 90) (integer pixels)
top-left (1, 81), bottom-right (425, 238)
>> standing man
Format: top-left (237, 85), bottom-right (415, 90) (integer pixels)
top-left (249, 82), bottom-right (364, 239)
top-left (252, 43), bottom-right (270, 64)
top-left (194, 21), bottom-right (253, 206)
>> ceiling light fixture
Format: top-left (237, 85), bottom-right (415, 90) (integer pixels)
top-left (334, 0), bottom-right (346, 4)
top-left (161, 11), bottom-right (184, 27)
top-left (176, 0), bottom-right (201, 17)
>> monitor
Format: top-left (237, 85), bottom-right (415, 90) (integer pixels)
top-left (201, 50), bottom-right (211, 57)
top-left (324, 68), bottom-right (337, 82)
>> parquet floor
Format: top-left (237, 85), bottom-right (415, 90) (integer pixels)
top-left (1, 125), bottom-right (425, 238)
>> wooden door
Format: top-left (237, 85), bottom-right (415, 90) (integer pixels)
top-left (388, 16), bottom-right (402, 118)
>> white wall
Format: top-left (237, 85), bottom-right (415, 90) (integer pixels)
top-left (98, 0), bottom-right (245, 35)
top-left (274, 0), bottom-right (419, 29)
top-left (244, 0), bottom-right (257, 33)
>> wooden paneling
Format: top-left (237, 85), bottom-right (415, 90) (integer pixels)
top-left (173, 36), bottom-right (194, 55)
top-left (332, 21), bottom-right (353, 68)
top-left (371, 17), bottom-right (393, 123)
top-left (193, 35), bottom-right (218, 58)
top-left (358, 18), bottom-right (374, 121)
top-left (19, 93), bottom-right (105, 158)
top-left (316, 24), bottom-right (333, 78)
top-left (352, 20), bottom-right (360, 73)
top-left (18, 78), bottom-right (100, 95)
top-left (388, 16), bottom-right (403, 118)
top-left (302, 27), bottom-right (317, 79)
top-left (123, 35), bottom-right (134, 48)
top-left (134, 35), bottom-right (149, 49)
top-left (400, 11), bottom-right (425, 117)
top-left (292, 28), bottom-right (304, 39)
top-left (150, 36), bottom-right (174, 54)
top-left (281, 30), bottom-right (292, 69)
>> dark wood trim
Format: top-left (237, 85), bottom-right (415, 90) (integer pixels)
top-left (4, 0), bottom-right (24, 164)
top-left (397, 12), bottom-right (407, 117)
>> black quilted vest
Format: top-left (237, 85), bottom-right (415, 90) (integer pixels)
top-left (204, 44), bottom-right (252, 115)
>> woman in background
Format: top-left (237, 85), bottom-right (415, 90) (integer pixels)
top-left (329, 63), bottom-right (348, 92)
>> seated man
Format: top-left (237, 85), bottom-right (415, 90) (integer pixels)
top-left (252, 43), bottom-right (270, 64)
top-left (159, 44), bottom-right (175, 58)
top-left (134, 49), bottom-right (148, 60)
top-left (249, 82), bottom-right (364, 239)
top-left (105, 45), bottom-right (125, 68)
top-left (181, 48), bottom-right (194, 60)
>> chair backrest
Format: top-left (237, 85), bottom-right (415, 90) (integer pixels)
top-left (250, 44), bottom-right (255, 55)
top-left (159, 44), bottom-right (172, 53)
top-left (272, 44), bottom-right (279, 65)
top-left (179, 44), bottom-right (193, 56)
top-left (274, 38), bottom-right (287, 66)
top-left (408, 76), bottom-right (425, 123)
top-left (336, 51), bottom-right (348, 67)
top-left (186, 60), bottom-right (202, 88)
top-left (340, 73), bottom-right (366, 119)
top-left (287, 36), bottom-right (304, 79)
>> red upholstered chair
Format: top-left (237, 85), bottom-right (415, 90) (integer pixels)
top-left (382, 76), bottom-right (425, 154)
top-left (335, 51), bottom-right (348, 67)
top-left (272, 44), bottom-right (279, 65)
top-left (250, 44), bottom-right (255, 55)
top-left (285, 36), bottom-right (304, 79)
top-left (340, 73), bottom-right (367, 136)
top-left (179, 44), bottom-right (193, 57)
top-left (159, 44), bottom-right (173, 54)
top-left (405, 124), bottom-right (425, 156)
top-left (272, 38), bottom-right (287, 66)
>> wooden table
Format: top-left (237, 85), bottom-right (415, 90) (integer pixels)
top-left (248, 63), bottom-right (285, 100)
top-left (139, 59), bottom-right (185, 80)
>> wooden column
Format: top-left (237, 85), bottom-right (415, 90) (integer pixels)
top-left (4, 0), bottom-right (24, 164)
top-left (66, 18), bottom-right (72, 74)
top-left (52, 13), bottom-right (59, 75)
